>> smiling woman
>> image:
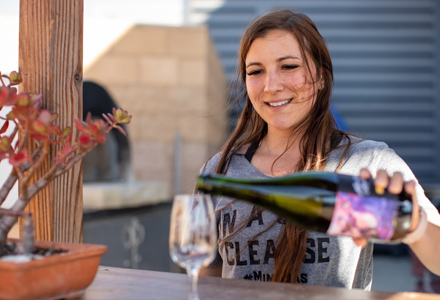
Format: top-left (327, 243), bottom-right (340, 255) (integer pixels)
top-left (197, 8), bottom-right (440, 291)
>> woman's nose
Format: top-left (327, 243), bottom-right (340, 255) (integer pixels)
top-left (264, 71), bottom-right (283, 94)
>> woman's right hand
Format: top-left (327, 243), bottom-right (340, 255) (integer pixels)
top-left (352, 168), bottom-right (420, 248)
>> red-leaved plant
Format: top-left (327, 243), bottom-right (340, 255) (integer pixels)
top-left (0, 70), bottom-right (131, 255)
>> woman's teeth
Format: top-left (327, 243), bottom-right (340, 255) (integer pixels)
top-left (268, 99), bottom-right (292, 107)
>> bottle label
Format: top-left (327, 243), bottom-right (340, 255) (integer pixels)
top-left (327, 191), bottom-right (398, 240)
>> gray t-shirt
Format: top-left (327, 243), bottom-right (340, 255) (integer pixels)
top-left (200, 138), bottom-right (437, 290)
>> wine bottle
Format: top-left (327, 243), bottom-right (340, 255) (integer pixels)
top-left (195, 171), bottom-right (413, 243)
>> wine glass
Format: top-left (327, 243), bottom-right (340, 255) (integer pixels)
top-left (169, 194), bottom-right (217, 300)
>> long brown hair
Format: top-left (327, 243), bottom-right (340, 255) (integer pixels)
top-left (215, 9), bottom-right (350, 283)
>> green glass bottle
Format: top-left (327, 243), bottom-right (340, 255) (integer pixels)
top-left (196, 171), bottom-right (413, 243)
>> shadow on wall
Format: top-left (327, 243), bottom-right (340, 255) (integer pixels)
top-left (82, 81), bottom-right (131, 182)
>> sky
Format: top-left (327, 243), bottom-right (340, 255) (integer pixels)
top-left (0, 0), bottom-right (184, 73)
top-left (0, 0), bottom-right (184, 207)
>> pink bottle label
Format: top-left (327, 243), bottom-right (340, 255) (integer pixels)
top-left (327, 191), bottom-right (398, 240)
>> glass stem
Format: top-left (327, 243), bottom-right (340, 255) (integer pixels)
top-left (187, 266), bottom-right (200, 300)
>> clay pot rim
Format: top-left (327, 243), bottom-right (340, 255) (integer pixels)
top-left (0, 238), bottom-right (108, 271)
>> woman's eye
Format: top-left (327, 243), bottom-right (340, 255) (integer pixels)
top-left (246, 69), bottom-right (262, 76)
top-left (282, 64), bottom-right (299, 70)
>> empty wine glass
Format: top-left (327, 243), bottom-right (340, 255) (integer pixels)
top-left (169, 194), bottom-right (217, 300)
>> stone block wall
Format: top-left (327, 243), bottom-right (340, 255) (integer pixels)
top-left (84, 24), bottom-right (228, 195)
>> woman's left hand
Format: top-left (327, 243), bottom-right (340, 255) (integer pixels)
top-left (353, 168), bottom-right (420, 248)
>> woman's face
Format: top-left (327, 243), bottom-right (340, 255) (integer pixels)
top-left (245, 29), bottom-right (322, 133)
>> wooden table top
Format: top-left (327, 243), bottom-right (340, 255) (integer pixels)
top-left (84, 266), bottom-right (439, 300)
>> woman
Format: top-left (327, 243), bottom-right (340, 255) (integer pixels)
top-left (199, 9), bottom-right (440, 290)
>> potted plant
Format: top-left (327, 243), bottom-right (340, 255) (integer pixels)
top-left (0, 70), bottom-right (132, 300)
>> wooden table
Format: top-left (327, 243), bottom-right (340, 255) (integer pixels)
top-left (84, 266), bottom-right (439, 300)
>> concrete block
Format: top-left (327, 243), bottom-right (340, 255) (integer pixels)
top-left (182, 142), bottom-right (209, 171)
top-left (133, 114), bottom-right (177, 142)
top-left (85, 56), bottom-right (138, 84)
top-left (166, 87), bottom-right (207, 111)
top-left (179, 59), bottom-right (207, 87)
top-left (109, 25), bottom-right (168, 55)
top-left (132, 142), bottom-right (173, 182)
top-left (140, 57), bottom-right (179, 86)
top-left (107, 85), bottom-right (149, 114)
top-left (178, 115), bottom-right (208, 142)
top-left (167, 26), bottom-right (208, 58)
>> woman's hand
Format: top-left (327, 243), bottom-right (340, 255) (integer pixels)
top-left (353, 168), bottom-right (420, 248)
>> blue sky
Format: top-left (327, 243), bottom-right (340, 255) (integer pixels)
top-left (0, 0), bottom-right (184, 73)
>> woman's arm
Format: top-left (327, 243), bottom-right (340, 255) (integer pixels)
top-left (408, 220), bottom-right (440, 275)
top-left (401, 180), bottom-right (440, 275)
top-left (199, 263), bottom-right (222, 277)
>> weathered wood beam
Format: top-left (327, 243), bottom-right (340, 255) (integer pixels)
top-left (18, 0), bottom-right (84, 243)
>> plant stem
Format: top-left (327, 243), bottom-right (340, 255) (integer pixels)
top-left (0, 203), bottom-right (31, 245)
top-left (0, 73), bottom-right (6, 86)
top-left (0, 170), bottom-right (17, 206)
top-left (22, 142), bottom-right (47, 183)
top-left (0, 209), bottom-right (34, 253)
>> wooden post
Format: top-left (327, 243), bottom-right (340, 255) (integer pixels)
top-left (18, 0), bottom-right (84, 243)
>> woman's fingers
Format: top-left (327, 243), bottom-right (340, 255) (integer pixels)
top-left (359, 168), bottom-right (371, 180)
top-left (388, 172), bottom-right (404, 194)
top-left (404, 180), bottom-right (416, 195)
top-left (373, 169), bottom-right (389, 195)
top-left (403, 180), bottom-right (420, 232)
top-left (359, 169), bottom-right (405, 196)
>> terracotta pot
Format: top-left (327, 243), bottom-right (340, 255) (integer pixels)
top-left (0, 239), bottom-right (107, 300)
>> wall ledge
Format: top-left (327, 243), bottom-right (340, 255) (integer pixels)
top-left (83, 181), bottom-right (170, 210)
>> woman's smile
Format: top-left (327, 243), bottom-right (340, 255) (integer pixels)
top-left (266, 99), bottom-right (293, 107)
